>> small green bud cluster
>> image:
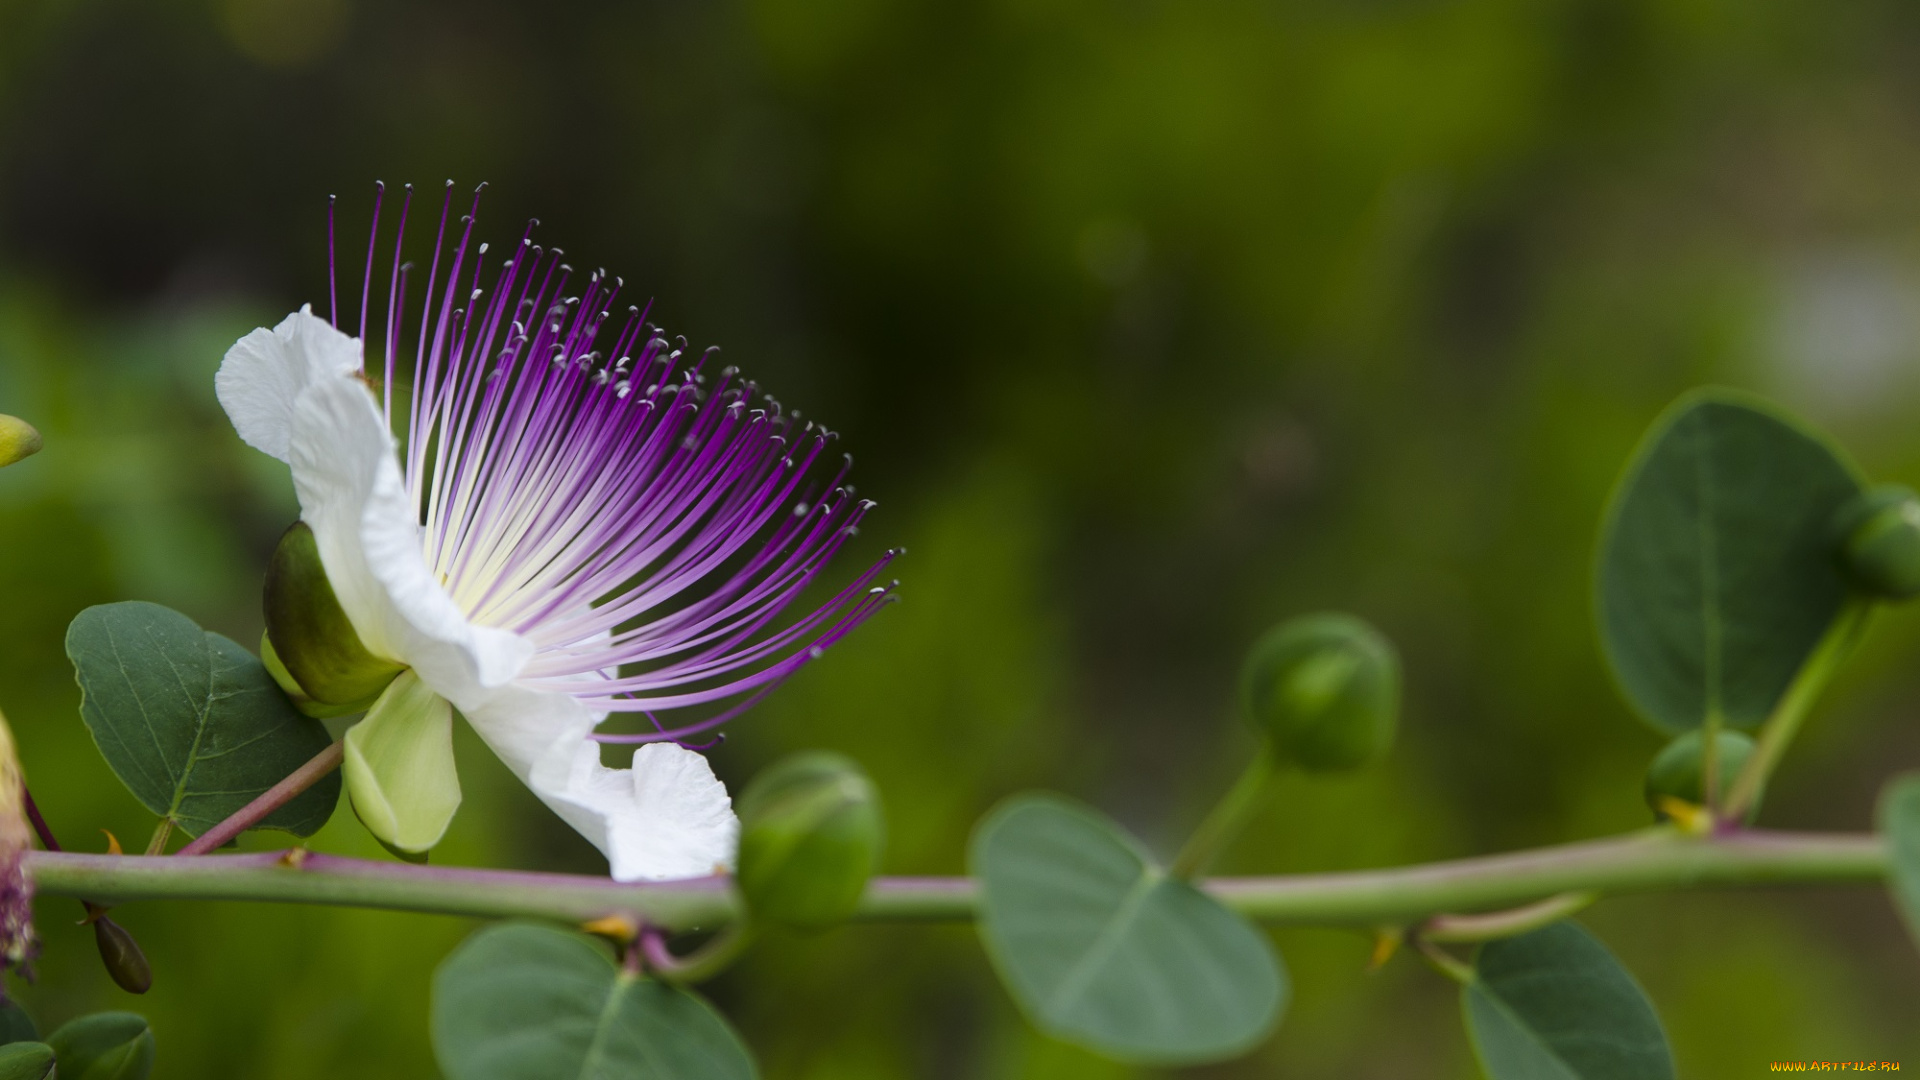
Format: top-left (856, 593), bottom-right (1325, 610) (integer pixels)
top-left (1838, 485), bottom-right (1920, 600)
top-left (736, 752), bottom-right (885, 932)
top-left (263, 523), bottom-right (404, 715)
top-left (1643, 729), bottom-right (1759, 822)
top-left (1240, 613), bottom-right (1400, 772)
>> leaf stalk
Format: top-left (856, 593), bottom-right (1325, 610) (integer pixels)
top-left (1722, 597), bottom-right (1872, 821)
top-left (1170, 741), bottom-right (1281, 880)
top-left (176, 741), bottom-right (344, 857)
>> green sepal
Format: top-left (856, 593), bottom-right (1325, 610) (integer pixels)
top-left (349, 798), bottom-right (432, 864)
top-left (1239, 612), bottom-right (1399, 772)
top-left (261, 633), bottom-right (380, 719)
top-left (265, 521), bottom-right (405, 705)
top-left (736, 752), bottom-right (885, 932)
top-left (343, 671), bottom-right (461, 855)
top-left (46, 1012), bottom-right (155, 1080)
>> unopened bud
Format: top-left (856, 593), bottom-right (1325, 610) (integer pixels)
top-left (46, 1012), bottom-right (154, 1080)
top-left (92, 917), bottom-right (152, 995)
top-left (736, 752), bottom-right (884, 932)
top-left (0, 710), bottom-right (36, 979)
top-left (1644, 729), bottom-right (1758, 822)
top-left (1240, 613), bottom-right (1400, 772)
top-left (1838, 485), bottom-right (1920, 600)
top-left (264, 522), bottom-right (404, 707)
top-left (0, 416), bottom-right (39, 468)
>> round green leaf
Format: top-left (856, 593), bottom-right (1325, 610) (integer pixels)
top-left (0, 1001), bottom-right (37, 1046)
top-left (47, 1012), bottom-right (155, 1080)
top-left (1877, 773), bottom-right (1920, 954)
top-left (1463, 922), bottom-right (1673, 1080)
top-left (1597, 391), bottom-right (1864, 734)
top-left (66, 602), bottom-right (341, 838)
top-left (432, 922), bottom-right (758, 1080)
top-left (0, 1042), bottom-right (53, 1080)
top-left (971, 794), bottom-right (1286, 1065)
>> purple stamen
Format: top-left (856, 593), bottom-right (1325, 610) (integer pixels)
top-left (331, 186), bottom-right (895, 745)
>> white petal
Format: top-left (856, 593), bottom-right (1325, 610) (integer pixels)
top-left (586, 743), bottom-right (739, 882)
top-left (463, 687), bottom-right (739, 882)
top-left (216, 306), bottom-right (364, 463)
top-left (286, 376), bottom-right (531, 708)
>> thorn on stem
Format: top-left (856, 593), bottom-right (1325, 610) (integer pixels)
top-left (1655, 796), bottom-right (1715, 836)
top-left (581, 914), bottom-right (638, 945)
top-left (1367, 926), bottom-right (1403, 971)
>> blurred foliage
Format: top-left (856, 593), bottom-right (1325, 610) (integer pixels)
top-left (3, 0), bottom-right (1920, 1076)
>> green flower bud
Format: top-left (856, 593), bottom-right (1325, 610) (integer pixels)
top-left (264, 522), bottom-right (404, 707)
top-left (1240, 612), bottom-right (1400, 772)
top-left (736, 752), bottom-right (884, 932)
top-left (46, 1012), bottom-right (154, 1080)
top-left (0, 416), bottom-right (40, 469)
top-left (92, 916), bottom-right (152, 995)
top-left (0, 1042), bottom-right (54, 1080)
top-left (1644, 729), bottom-right (1758, 822)
top-left (1837, 485), bottom-right (1920, 600)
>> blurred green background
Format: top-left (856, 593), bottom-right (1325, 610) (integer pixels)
top-left (3, 0), bottom-right (1920, 1075)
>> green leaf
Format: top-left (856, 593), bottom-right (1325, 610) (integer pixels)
top-left (46, 1012), bottom-right (155, 1080)
top-left (432, 923), bottom-right (758, 1080)
top-left (0, 1043), bottom-right (53, 1080)
top-left (1878, 773), bottom-right (1920, 953)
top-left (67, 602), bottom-right (340, 838)
top-left (970, 794), bottom-right (1286, 1065)
top-left (1597, 390), bottom-right (1864, 734)
top-left (0, 1001), bottom-right (36, 1046)
top-left (1463, 922), bottom-right (1673, 1080)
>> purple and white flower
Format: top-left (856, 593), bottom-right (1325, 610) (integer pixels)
top-left (217, 185), bottom-right (897, 880)
top-left (0, 712), bottom-right (33, 981)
